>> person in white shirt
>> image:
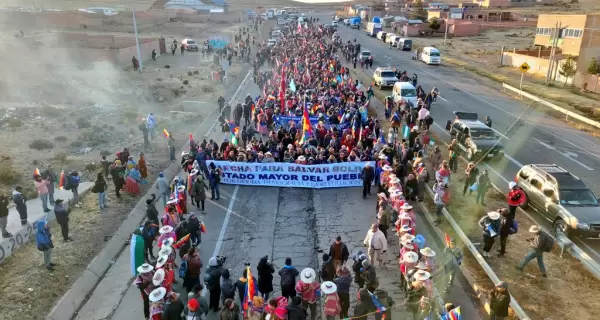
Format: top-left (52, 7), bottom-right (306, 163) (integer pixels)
top-left (363, 224), bottom-right (388, 267)
top-left (418, 108), bottom-right (429, 129)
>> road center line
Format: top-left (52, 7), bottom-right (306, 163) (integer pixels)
top-left (533, 138), bottom-right (594, 171)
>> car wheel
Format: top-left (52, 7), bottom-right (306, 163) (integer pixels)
top-left (553, 219), bottom-right (571, 237)
top-left (519, 192), bottom-right (529, 209)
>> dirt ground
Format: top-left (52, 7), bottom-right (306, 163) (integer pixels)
top-left (0, 11), bottom-right (253, 320)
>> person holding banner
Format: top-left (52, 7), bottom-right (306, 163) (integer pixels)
top-left (478, 211), bottom-right (501, 258)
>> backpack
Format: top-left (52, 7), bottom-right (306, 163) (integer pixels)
top-left (179, 260), bottom-right (188, 279)
top-left (542, 235), bottom-right (555, 252)
top-left (509, 220), bottom-right (518, 235)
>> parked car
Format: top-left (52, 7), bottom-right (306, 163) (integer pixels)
top-left (516, 164), bottom-right (600, 238)
top-left (181, 38), bottom-right (198, 51)
top-left (445, 111), bottom-right (504, 161)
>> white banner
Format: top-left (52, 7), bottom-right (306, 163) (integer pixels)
top-left (205, 160), bottom-right (375, 189)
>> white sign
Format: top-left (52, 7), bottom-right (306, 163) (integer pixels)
top-left (0, 223), bottom-right (34, 264)
top-left (205, 160), bottom-right (374, 189)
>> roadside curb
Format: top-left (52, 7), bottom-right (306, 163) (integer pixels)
top-left (46, 64), bottom-right (253, 320)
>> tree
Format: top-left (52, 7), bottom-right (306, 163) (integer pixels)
top-left (429, 18), bottom-right (441, 32)
top-left (559, 56), bottom-right (577, 87)
top-left (410, 0), bottom-right (427, 21)
top-left (587, 57), bottom-right (600, 75)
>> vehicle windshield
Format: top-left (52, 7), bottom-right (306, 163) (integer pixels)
top-left (381, 71), bottom-right (396, 78)
top-left (361, 52), bottom-right (371, 56)
top-left (401, 89), bottom-right (416, 97)
top-left (430, 51), bottom-right (440, 57)
top-left (559, 189), bottom-right (600, 206)
top-left (404, 40), bottom-right (412, 45)
top-left (469, 129), bottom-right (495, 139)
top-left (187, 41), bottom-right (195, 45)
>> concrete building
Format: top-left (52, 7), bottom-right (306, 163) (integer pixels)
top-left (502, 14), bottom-right (600, 92)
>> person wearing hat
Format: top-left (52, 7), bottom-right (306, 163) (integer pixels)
top-left (53, 199), bottom-right (72, 242)
top-left (328, 236), bottom-right (350, 271)
top-left (182, 297), bottom-right (209, 320)
top-left (363, 224), bottom-right (388, 267)
top-left (506, 181), bottom-right (526, 219)
top-left (361, 259), bottom-right (379, 292)
top-left (516, 225), bottom-right (552, 277)
top-left (161, 291), bottom-right (184, 320)
top-left (333, 266), bottom-right (352, 319)
top-left (191, 171), bottom-right (209, 211)
top-left (478, 211), bottom-right (501, 257)
top-left (419, 247), bottom-right (437, 272)
top-left (295, 268), bottom-right (320, 320)
top-left (134, 263), bottom-right (155, 319)
top-left (361, 162), bottom-right (375, 199)
top-left (441, 236), bottom-right (463, 293)
top-left (351, 252), bottom-right (368, 289)
top-left (321, 281), bottom-right (341, 320)
top-left (278, 257), bottom-right (300, 300)
top-left (148, 287), bottom-right (167, 320)
top-left (490, 281), bottom-right (511, 319)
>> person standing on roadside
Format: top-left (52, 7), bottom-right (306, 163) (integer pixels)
top-left (93, 172), bottom-right (108, 210)
top-left (35, 219), bottom-right (55, 271)
top-left (462, 162), bottom-right (479, 196)
top-left (516, 225), bottom-right (552, 277)
top-left (507, 181), bottom-right (526, 219)
top-left (489, 281), bottom-right (510, 319)
top-left (156, 172), bottom-right (169, 207)
top-left (497, 208), bottom-right (512, 257)
top-left (0, 194), bottom-right (11, 238)
top-left (54, 199), bottom-right (72, 242)
top-left (279, 257), bottom-right (300, 300)
top-left (328, 236), bottom-right (350, 271)
top-left (447, 139), bottom-right (459, 173)
top-left (12, 186), bottom-right (28, 225)
top-left (361, 162), bottom-right (375, 199)
top-left (209, 162), bottom-right (222, 200)
top-left (478, 211), bottom-right (500, 258)
top-left (333, 266), bottom-right (352, 319)
top-left (475, 169), bottom-right (490, 205)
top-left (69, 171), bottom-right (82, 208)
top-left (41, 165), bottom-right (57, 205)
top-left (34, 175), bottom-right (52, 213)
top-left (110, 160), bottom-right (126, 198)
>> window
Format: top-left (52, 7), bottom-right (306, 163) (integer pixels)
top-left (400, 89), bottom-right (417, 97)
top-left (519, 168), bottom-right (531, 180)
top-left (530, 175), bottom-right (545, 190)
top-left (559, 189), bottom-right (600, 206)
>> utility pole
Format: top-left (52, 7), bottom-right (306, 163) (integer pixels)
top-left (443, 20), bottom-right (449, 45)
top-left (132, 5), bottom-right (143, 72)
top-left (546, 22), bottom-right (561, 85)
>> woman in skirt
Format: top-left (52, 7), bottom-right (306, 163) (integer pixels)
top-left (125, 165), bottom-right (142, 195)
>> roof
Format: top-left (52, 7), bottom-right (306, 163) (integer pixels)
top-left (375, 67), bottom-right (394, 71)
top-left (461, 119), bottom-right (491, 129)
top-left (528, 164), bottom-right (588, 189)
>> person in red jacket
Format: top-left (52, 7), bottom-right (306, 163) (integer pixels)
top-left (507, 181), bottom-right (526, 219)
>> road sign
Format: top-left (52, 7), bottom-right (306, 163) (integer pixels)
top-left (519, 62), bottom-right (530, 73)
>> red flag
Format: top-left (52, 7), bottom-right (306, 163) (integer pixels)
top-left (243, 267), bottom-right (256, 311)
top-left (279, 68), bottom-right (286, 113)
top-left (173, 233), bottom-right (191, 249)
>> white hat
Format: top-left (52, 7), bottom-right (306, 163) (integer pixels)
top-left (300, 268), bottom-right (316, 284)
top-left (156, 255), bottom-right (168, 269)
top-left (401, 241), bottom-right (415, 249)
top-left (158, 246), bottom-right (173, 257)
top-left (399, 212), bottom-right (412, 220)
top-left (414, 270), bottom-right (431, 281)
top-left (153, 268), bottom-right (165, 286)
top-left (509, 181), bottom-right (517, 189)
top-left (190, 169), bottom-right (199, 176)
top-left (159, 226), bottom-right (174, 234)
top-left (166, 198), bottom-right (178, 205)
top-left (389, 177), bottom-right (401, 184)
top-left (377, 193), bottom-right (388, 199)
top-left (176, 185), bottom-right (186, 192)
top-left (420, 247), bottom-right (437, 257)
top-left (382, 165), bottom-right (393, 171)
top-left (137, 263), bottom-right (154, 274)
top-left (401, 234), bottom-right (415, 243)
top-left (415, 261), bottom-right (428, 270)
top-left (378, 154), bottom-right (388, 160)
top-left (181, 151), bottom-right (189, 156)
top-left (161, 237), bottom-right (174, 247)
top-left (487, 211), bottom-right (501, 220)
top-left (402, 203), bottom-right (413, 211)
top-left (529, 225), bottom-right (541, 233)
top-left (298, 156), bottom-right (306, 161)
top-left (320, 281), bottom-right (338, 294)
top-left (402, 251), bottom-right (419, 263)
top-left (149, 287), bottom-right (167, 302)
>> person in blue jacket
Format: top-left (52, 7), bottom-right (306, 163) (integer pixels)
top-left (69, 171), bottom-right (81, 207)
top-left (35, 220), bottom-right (55, 271)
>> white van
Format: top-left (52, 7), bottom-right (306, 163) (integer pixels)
top-left (392, 81), bottom-right (418, 106)
top-left (420, 47), bottom-right (441, 65)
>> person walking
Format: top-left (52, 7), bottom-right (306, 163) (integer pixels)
top-left (328, 236), bottom-right (350, 271)
top-left (205, 257), bottom-right (225, 312)
top-left (432, 182), bottom-right (449, 225)
top-left (361, 162), bottom-right (375, 199)
top-left (110, 160), bottom-right (126, 198)
top-left (209, 162), bottom-right (222, 200)
top-left (361, 259), bottom-right (379, 292)
top-left (35, 220), bottom-right (55, 271)
top-left (220, 269), bottom-right (236, 305)
top-left (0, 194), bottom-right (11, 238)
top-left (497, 208), bottom-right (513, 257)
top-left (516, 225), bottom-right (553, 277)
top-left (489, 281), bottom-right (511, 320)
top-left (34, 175), bottom-right (52, 213)
top-left (363, 223), bottom-right (388, 267)
top-left (377, 207), bottom-right (392, 240)
top-left (69, 171), bottom-right (82, 208)
top-left (478, 211), bottom-right (501, 257)
top-left (161, 292), bottom-right (185, 320)
top-left (93, 172), bottom-right (108, 210)
top-left (462, 162), bottom-right (479, 196)
top-left (333, 266), bottom-right (352, 319)
top-left (12, 186), bottom-right (28, 225)
top-left (321, 281), bottom-right (341, 320)
top-left (279, 257), bottom-right (300, 300)
top-left (295, 268), bottom-right (320, 320)
top-left (156, 172), bottom-right (169, 207)
top-left (191, 172), bottom-right (209, 211)
top-left (54, 199), bottom-right (72, 242)
top-left (139, 119), bottom-right (150, 151)
top-left (475, 169), bottom-right (490, 205)
top-left (507, 181), bottom-right (526, 219)
top-left (257, 255), bottom-right (275, 300)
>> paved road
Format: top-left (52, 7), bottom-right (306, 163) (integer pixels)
top-left (330, 19), bottom-right (600, 263)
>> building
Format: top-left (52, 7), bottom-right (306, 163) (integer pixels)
top-left (472, 0), bottom-right (558, 8)
top-left (502, 14), bottom-right (600, 91)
